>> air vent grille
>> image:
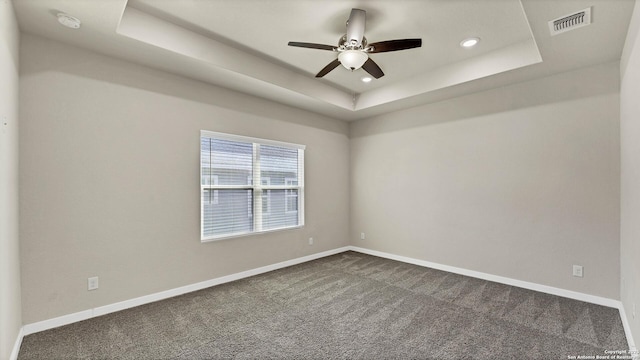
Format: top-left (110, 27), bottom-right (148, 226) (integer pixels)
top-left (548, 7), bottom-right (591, 36)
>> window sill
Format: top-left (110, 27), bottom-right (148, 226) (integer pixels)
top-left (201, 224), bottom-right (305, 243)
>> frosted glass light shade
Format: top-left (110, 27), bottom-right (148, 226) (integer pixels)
top-left (338, 50), bottom-right (368, 70)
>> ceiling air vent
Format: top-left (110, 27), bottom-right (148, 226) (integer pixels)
top-left (548, 7), bottom-right (591, 36)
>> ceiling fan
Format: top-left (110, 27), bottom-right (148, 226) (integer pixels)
top-left (288, 8), bottom-right (422, 79)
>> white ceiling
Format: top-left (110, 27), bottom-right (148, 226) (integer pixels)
top-left (13, 0), bottom-right (635, 121)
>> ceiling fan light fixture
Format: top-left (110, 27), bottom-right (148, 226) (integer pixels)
top-left (288, 8), bottom-right (421, 78)
top-left (460, 37), bottom-right (480, 48)
top-left (338, 50), bottom-right (368, 70)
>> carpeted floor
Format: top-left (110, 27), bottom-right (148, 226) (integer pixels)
top-left (19, 251), bottom-right (628, 359)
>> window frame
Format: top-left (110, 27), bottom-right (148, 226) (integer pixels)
top-left (200, 130), bottom-right (305, 242)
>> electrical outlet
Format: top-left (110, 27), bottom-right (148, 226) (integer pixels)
top-left (572, 265), bottom-right (583, 278)
top-left (360, 232), bottom-right (365, 240)
top-left (88, 276), bottom-right (99, 291)
top-left (308, 237), bottom-right (313, 245)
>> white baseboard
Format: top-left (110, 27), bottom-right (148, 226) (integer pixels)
top-left (22, 246), bottom-right (350, 336)
top-left (347, 246), bottom-right (636, 352)
top-left (19, 244), bottom-right (637, 354)
top-left (22, 309), bottom-right (94, 336)
top-left (618, 304), bottom-right (638, 357)
top-left (10, 326), bottom-right (24, 360)
top-left (347, 246), bottom-right (619, 307)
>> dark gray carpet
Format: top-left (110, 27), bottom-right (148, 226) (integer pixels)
top-left (18, 251), bottom-right (628, 359)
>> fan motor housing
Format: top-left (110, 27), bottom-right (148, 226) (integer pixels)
top-left (339, 35), bottom-right (367, 50)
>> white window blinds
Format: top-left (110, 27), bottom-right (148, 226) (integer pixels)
top-left (200, 131), bottom-right (305, 241)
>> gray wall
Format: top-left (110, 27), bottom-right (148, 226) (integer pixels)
top-left (350, 62), bottom-right (621, 299)
top-left (0, 0), bottom-right (21, 358)
top-left (620, 0), bottom-right (640, 348)
top-left (19, 34), bottom-right (350, 324)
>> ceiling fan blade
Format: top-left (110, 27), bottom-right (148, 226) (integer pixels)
top-left (288, 42), bottom-right (336, 51)
top-left (367, 39), bottom-right (422, 53)
top-left (346, 8), bottom-right (366, 47)
top-left (361, 58), bottom-right (384, 79)
top-left (316, 59), bottom-right (342, 77)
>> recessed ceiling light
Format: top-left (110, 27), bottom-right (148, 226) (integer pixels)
top-left (57, 13), bottom-right (81, 29)
top-left (361, 76), bottom-right (372, 83)
top-left (460, 37), bottom-right (480, 48)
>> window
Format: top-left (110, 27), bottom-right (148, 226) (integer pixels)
top-left (261, 177), bottom-right (271, 215)
top-left (285, 178), bottom-right (298, 213)
top-left (200, 131), bottom-right (304, 241)
top-left (247, 176), bottom-right (271, 216)
top-left (203, 175), bottom-right (219, 204)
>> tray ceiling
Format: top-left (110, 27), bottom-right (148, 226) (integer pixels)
top-left (14, 0), bottom-right (635, 120)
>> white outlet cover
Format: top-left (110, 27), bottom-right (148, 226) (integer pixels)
top-left (88, 276), bottom-right (99, 290)
top-left (572, 265), bottom-right (583, 277)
